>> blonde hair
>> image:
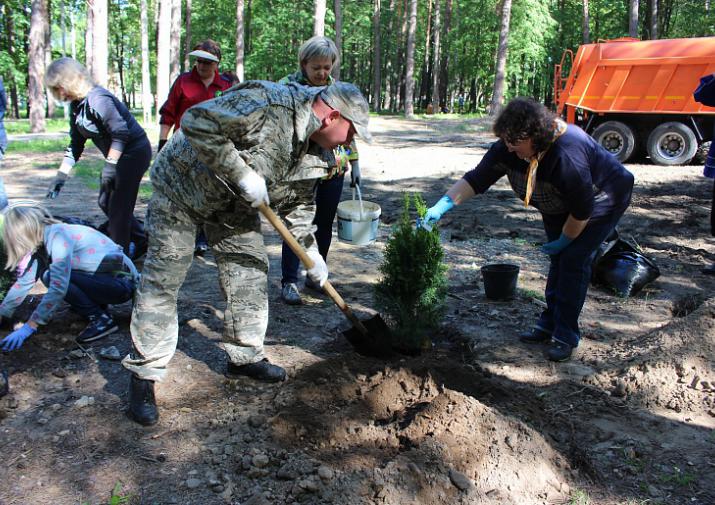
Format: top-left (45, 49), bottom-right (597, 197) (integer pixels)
top-left (3, 205), bottom-right (57, 270)
top-left (45, 57), bottom-right (95, 101)
top-left (298, 36), bottom-right (339, 70)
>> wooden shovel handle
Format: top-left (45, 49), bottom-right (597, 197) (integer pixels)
top-left (257, 203), bottom-right (369, 336)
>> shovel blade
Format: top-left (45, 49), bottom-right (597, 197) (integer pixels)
top-left (342, 314), bottom-right (394, 358)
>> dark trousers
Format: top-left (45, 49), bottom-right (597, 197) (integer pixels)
top-left (99, 139), bottom-right (151, 255)
top-left (710, 178), bottom-right (715, 237)
top-left (537, 212), bottom-right (626, 348)
top-left (44, 271), bottom-right (134, 318)
top-left (281, 175), bottom-right (345, 285)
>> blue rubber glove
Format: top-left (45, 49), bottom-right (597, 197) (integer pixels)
top-left (1, 323), bottom-right (36, 351)
top-left (541, 233), bottom-right (573, 255)
top-left (419, 195), bottom-right (455, 230)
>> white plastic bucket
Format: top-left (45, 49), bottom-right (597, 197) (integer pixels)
top-left (337, 185), bottom-right (381, 245)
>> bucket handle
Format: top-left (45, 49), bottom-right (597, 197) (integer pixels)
top-left (351, 183), bottom-right (365, 220)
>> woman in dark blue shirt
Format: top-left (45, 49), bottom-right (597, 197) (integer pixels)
top-left (44, 57), bottom-right (151, 259)
top-left (423, 98), bottom-right (634, 362)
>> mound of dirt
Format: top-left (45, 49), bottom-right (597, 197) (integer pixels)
top-left (270, 359), bottom-right (571, 504)
top-left (587, 297), bottom-right (715, 416)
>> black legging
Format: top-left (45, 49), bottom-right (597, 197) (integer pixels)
top-left (711, 178), bottom-right (715, 237)
top-left (98, 138), bottom-right (151, 254)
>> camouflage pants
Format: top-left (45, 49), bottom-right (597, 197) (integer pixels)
top-left (122, 190), bottom-right (270, 382)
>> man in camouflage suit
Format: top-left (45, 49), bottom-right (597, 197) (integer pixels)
top-left (122, 80), bottom-right (371, 426)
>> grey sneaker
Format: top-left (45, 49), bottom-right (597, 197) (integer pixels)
top-left (281, 283), bottom-right (302, 305)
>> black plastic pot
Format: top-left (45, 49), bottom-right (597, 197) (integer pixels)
top-left (481, 263), bottom-right (520, 300)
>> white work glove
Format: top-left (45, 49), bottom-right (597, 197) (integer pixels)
top-left (238, 170), bottom-right (269, 208)
top-left (306, 247), bottom-right (328, 287)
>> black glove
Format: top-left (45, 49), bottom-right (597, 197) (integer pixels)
top-left (101, 160), bottom-right (117, 190)
top-left (158, 139), bottom-right (168, 152)
top-left (349, 160), bottom-right (361, 188)
top-left (98, 160), bottom-right (117, 213)
top-left (46, 172), bottom-right (68, 199)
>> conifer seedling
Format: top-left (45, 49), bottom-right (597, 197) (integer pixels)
top-left (374, 193), bottom-right (448, 353)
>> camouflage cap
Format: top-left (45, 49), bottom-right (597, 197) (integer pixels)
top-left (320, 82), bottom-right (372, 144)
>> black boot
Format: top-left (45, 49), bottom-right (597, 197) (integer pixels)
top-left (544, 340), bottom-right (574, 362)
top-left (518, 327), bottom-right (551, 344)
top-left (127, 374), bottom-right (159, 426)
top-left (226, 359), bottom-right (287, 383)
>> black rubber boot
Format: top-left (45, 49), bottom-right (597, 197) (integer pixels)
top-left (226, 359), bottom-right (287, 383)
top-left (127, 374), bottom-right (159, 426)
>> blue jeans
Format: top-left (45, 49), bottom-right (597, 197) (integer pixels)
top-left (43, 271), bottom-right (134, 318)
top-left (281, 175), bottom-right (345, 285)
top-left (536, 213), bottom-right (625, 348)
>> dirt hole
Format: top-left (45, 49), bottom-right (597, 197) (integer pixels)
top-left (671, 293), bottom-right (705, 317)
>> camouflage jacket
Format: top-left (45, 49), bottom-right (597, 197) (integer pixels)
top-left (151, 81), bottom-right (330, 247)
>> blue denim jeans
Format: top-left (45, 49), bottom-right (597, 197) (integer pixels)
top-left (43, 270), bottom-right (134, 318)
top-left (536, 213), bottom-right (625, 348)
top-left (281, 175), bottom-right (345, 285)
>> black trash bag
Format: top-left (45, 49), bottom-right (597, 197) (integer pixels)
top-left (592, 232), bottom-right (660, 297)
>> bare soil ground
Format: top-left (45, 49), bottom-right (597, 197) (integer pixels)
top-left (0, 116), bottom-right (714, 505)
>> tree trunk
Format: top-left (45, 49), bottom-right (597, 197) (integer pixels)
top-left (45, 0), bottom-right (55, 118)
top-left (60, 0), bottom-right (66, 55)
top-left (156, 0), bottom-right (172, 112)
top-left (92, 0), bottom-right (108, 86)
top-left (382, 0), bottom-right (396, 110)
top-left (314, 0), bottom-right (326, 37)
top-left (403, 0), bottom-right (417, 117)
top-left (396, 0), bottom-right (408, 111)
top-left (28, 0), bottom-right (48, 132)
top-left (418, 0), bottom-right (432, 108)
top-left (628, 0), bottom-right (639, 38)
top-left (140, 0), bottom-right (152, 124)
top-left (650, 0), bottom-right (657, 39)
top-left (438, 0), bottom-right (452, 109)
top-left (184, 0), bottom-right (192, 71)
top-left (85, 0), bottom-right (94, 75)
top-left (70, 10), bottom-right (76, 58)
top-left (169, 0), bottom-right (182, 85)
top-left (3, 4), bottom-right (20, 118)
top-left (333, 0), bottom-right (342, 80)
top-left (372, 0), bottom-right (381, 111)
top-left (235, 0), bottom-right (245, 81)
top-left (489, 0), bottom-right (512, 116)
top-left (582, 0), bottom-right (590, 43)
top-left (430, 0), bottom-right (441, 111)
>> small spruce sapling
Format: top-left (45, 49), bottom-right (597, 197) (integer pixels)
top-left (374, 193), bottom-right (447, 352)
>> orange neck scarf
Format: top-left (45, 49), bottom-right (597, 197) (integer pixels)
top-left (523, 119), bottom-right (567, 207)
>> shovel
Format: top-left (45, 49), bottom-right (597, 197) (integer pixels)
top-left (257, 203), bottom-right (393, 357)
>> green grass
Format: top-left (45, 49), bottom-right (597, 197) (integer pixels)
top-left (569, 489), bottom-right (591, 505)
top-left (8, 138), bottom-right (67, 153)
top-left (518, 288), bottom-right (545, 301)
top-left (74, 161), bottom-right (153, 198)
top-left (659, 466), bottom-right (696, 487)
top-left (79, 482), bottom-right (134, 505)
top-left (4, 118), bottom-right (69, 134)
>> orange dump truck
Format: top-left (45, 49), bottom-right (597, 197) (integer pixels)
top-left (554, 36), bottom-right (715, 165)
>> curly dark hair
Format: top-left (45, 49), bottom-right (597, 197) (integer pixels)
top-left (493, 97), bottom-right (557, 153)
top-left (193, 39), bottom-right (221, 61)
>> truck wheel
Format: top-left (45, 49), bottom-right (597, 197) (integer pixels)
top-left (646, 122), bottom-right (697, 166)
top-left (592, 121), bottom-right (637, 162)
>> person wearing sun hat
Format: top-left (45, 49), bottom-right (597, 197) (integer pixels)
top-left (158, 39), bottom-right (234, 256)
top-left (122, 79), bottom-right (370, 426)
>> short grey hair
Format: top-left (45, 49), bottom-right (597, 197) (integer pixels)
top-left (298, 36), bottom-right (340, 69)
top-left (45, 57), bottom-right (95, 101)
